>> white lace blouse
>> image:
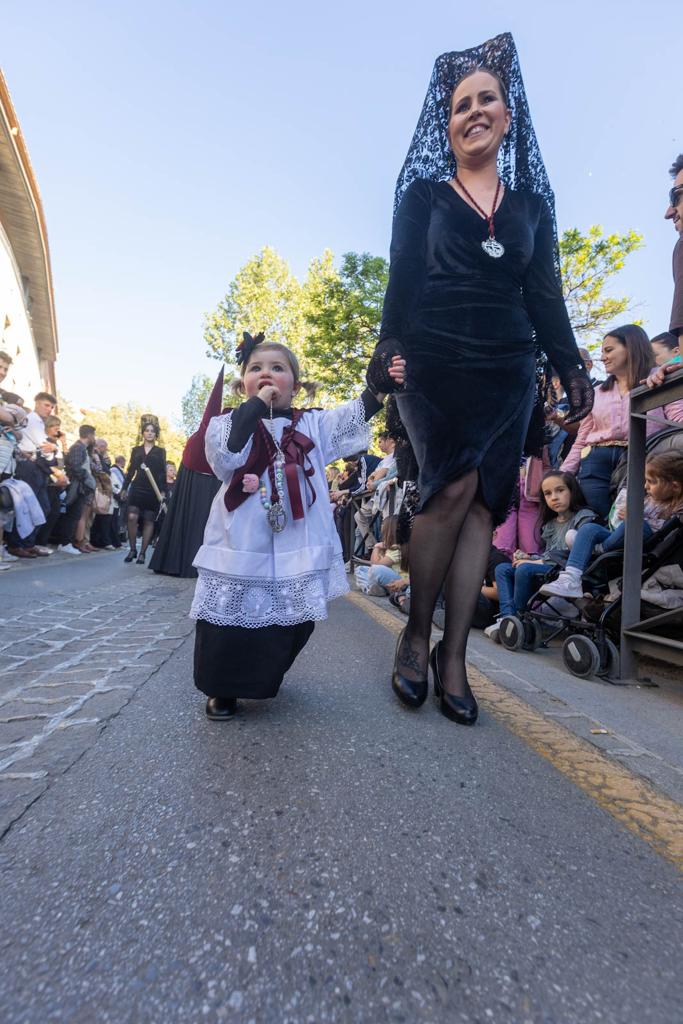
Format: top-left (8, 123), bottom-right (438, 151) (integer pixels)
top-left (190, 397), bottom-right (370, 628)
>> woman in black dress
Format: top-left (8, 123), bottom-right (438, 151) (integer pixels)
top-left (367, 36), bottom-right (593, 725)
top-left (121, 417), bottom-right (166, 565)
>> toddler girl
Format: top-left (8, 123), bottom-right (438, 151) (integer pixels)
top-left (191, 332), bottom-right (404, 719)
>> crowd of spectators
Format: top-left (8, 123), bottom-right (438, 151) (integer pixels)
top-left (0, 373), bottom-right (127, 568)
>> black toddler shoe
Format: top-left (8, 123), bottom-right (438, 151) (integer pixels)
top-left (205, 697), bottom-right (237, 721)
top-left (430, 641), bottom-right (478, 726)
top-left (391, 629), bottom-right (428, 709)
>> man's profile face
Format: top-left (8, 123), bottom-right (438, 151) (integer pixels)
top-left (0, 358), bottom-right (9, 384)
top-left (665, 169), bottom-right (683, 233)
top-left (35, 398), bottom-right (54, 419)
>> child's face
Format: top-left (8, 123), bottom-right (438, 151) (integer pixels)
top-left (243, 349), bottom-right (298, 409)
top-left (651, 341), bottom-right (679, 367)
top-left (541, 476), bottom-right (572, 516)
top-left (645, 470), bottom-right (680, 505)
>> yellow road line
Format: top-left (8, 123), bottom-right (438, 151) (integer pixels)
top-left (346, 590), bottom-right (683, 870)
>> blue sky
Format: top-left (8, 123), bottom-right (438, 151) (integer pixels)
top-left (3, 0), bottom-right (680, 421)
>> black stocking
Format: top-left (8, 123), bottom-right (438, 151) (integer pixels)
top-left (399, 470), bottom-right (478, 680)
top-left (440, 497), bottom-right (493, 696)
top-left (126, 513), bottom-right (138, 552)
top-left (139, 520), bottom-right (155, 556)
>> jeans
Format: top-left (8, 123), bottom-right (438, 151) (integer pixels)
top-left (566, 520), bottom-right (654, 573)
top-left (495, 560), bottom-right (554, 616)
top-left (354, 563), bottom-right (402, 593)
top-left (576, 446), bottom-right (624, 521)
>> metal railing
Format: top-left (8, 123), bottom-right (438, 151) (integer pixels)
top-left (621, 367), bottom-right (683, 679)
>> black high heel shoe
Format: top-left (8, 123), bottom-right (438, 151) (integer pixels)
top-left (124, 548), bottom-right (137, 563)
top-left (391, 629), bottom-right (428, 709)
top-left (136, 551), bottom-right (146, 565)
top-left (429, 641), bottom-right (478, 726)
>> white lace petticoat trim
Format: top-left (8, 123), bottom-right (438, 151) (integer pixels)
top-left (190, 555), bottom-right (349, 628)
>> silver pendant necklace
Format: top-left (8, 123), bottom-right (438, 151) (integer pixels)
top-left (259, 403), bottom-right (288, 533)
top-left (455, 174), bottom-right (505, 259)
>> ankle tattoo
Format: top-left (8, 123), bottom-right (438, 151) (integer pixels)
top-left (399, 635), bottom-right (424, 673)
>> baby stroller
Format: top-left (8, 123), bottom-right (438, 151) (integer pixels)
top-left (498, 424), bottom-right (683, 680)
top-left (497, 516), bottom-right (683, 681)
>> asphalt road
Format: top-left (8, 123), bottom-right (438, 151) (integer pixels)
top-left (1, 554), bottom-right (681, 1023)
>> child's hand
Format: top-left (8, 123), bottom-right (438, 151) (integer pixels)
top-left (257, 384), bottom-right (280, 405)
top-left (242, 474), bottom-right (260, 494)
top-left (388, 355), bottom-right (406, 388)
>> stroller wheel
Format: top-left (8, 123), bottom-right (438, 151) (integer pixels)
top-left (599, 637), bottom-right (620, 679)
top-left (562, 634), bottom-right (600, 679)
top-left (523, 618), bottom-right (544, 652)
top-left (499, 615), bottom-right (525, 651)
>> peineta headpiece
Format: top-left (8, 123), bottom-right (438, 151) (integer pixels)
top-left (235, 331), bottom-right (265, 367)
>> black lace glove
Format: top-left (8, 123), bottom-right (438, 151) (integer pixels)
top-left (561, 365), bottom-right (594, 425)
top-left (366, 338), bottom-right (406, 395)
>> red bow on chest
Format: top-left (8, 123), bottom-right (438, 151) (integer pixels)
top-left (224, 410), bottom-right (317, 520)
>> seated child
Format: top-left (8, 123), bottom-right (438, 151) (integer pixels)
top-left (486, 471), bottom-right (597, 640)
top-left (354, 514), bottom-right (407, 596)
top-left (541, 451), bottom-right (683, 599)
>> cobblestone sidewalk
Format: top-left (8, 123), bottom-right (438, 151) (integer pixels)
top-left (0, 575), bottom-right (195, 838)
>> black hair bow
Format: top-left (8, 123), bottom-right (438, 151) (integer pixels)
top-left (235, 331), bottom-right (265, 366)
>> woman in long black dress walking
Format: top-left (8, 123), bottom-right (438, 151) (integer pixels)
top-left (367, 34), bottom-right (593, 725)
top-left (121, 416), bottom-right (167, 565)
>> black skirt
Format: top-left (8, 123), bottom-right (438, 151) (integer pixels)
top-left (150, 465), bottom-right (220, 578)
top-left (194, 619), bottom-right (315, 699)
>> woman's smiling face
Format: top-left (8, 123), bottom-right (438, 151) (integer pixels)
top-left (448, 70), bottom-right (510, 166)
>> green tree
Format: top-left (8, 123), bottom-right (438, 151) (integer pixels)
top-left (204, 246), bottom-right (308, 366)
top-left (304, 251), bottom-right (389, 402)
top-left (58, 399), bottom-right (188, 467)
top-left (559, 226), bottom-right (644, 341)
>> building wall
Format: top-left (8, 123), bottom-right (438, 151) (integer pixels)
top-left (0, 219), bottom-right (44, 403)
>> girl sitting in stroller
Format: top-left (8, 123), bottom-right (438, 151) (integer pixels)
top-left (486, 472), bottom-right (598, 641)
top-left (541, 451), bottom-right (683, 599)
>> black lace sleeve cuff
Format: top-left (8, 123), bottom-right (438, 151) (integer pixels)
top-left (361, 388), bottom-right (383, 421)
top-left (226, 396), bottom-right (268, 452)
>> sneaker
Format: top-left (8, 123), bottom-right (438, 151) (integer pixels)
top-left (366, 583), bottom-right (388, 597)
top-left (0, 561), bottom-right (10, 571)
top-left (33, 545), bottom-right (54, 556)
top-left (1, 546), bottom-right (19, 562)
top-left (539, 571), bottom-right (583, 599)
top-left (58, 543), bottom-right (82, 556)
top-left (104, 545), bottom-right (116, 551)
top-left (484, 621), bottom-right (501, 643)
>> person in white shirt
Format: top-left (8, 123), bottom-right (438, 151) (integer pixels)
top-left (7, 392), bottom-right (57, 557)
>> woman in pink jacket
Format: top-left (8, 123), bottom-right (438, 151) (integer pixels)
top-left (561, 325), bottom-right (683, 520)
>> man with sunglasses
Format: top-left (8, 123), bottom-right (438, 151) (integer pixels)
top-left (648, 155), bottom-right (683, 390)
top-left (666, 154), bottom-right (683, 339)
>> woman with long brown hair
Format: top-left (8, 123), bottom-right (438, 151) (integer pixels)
top-left (561, 324), bottom-right (683, 519)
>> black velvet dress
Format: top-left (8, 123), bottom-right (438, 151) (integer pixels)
top-left (381, 179), bottom-right (581, 525)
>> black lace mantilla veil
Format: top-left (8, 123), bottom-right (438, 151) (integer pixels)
top-left (389, 33), bottom-right (557, 490)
